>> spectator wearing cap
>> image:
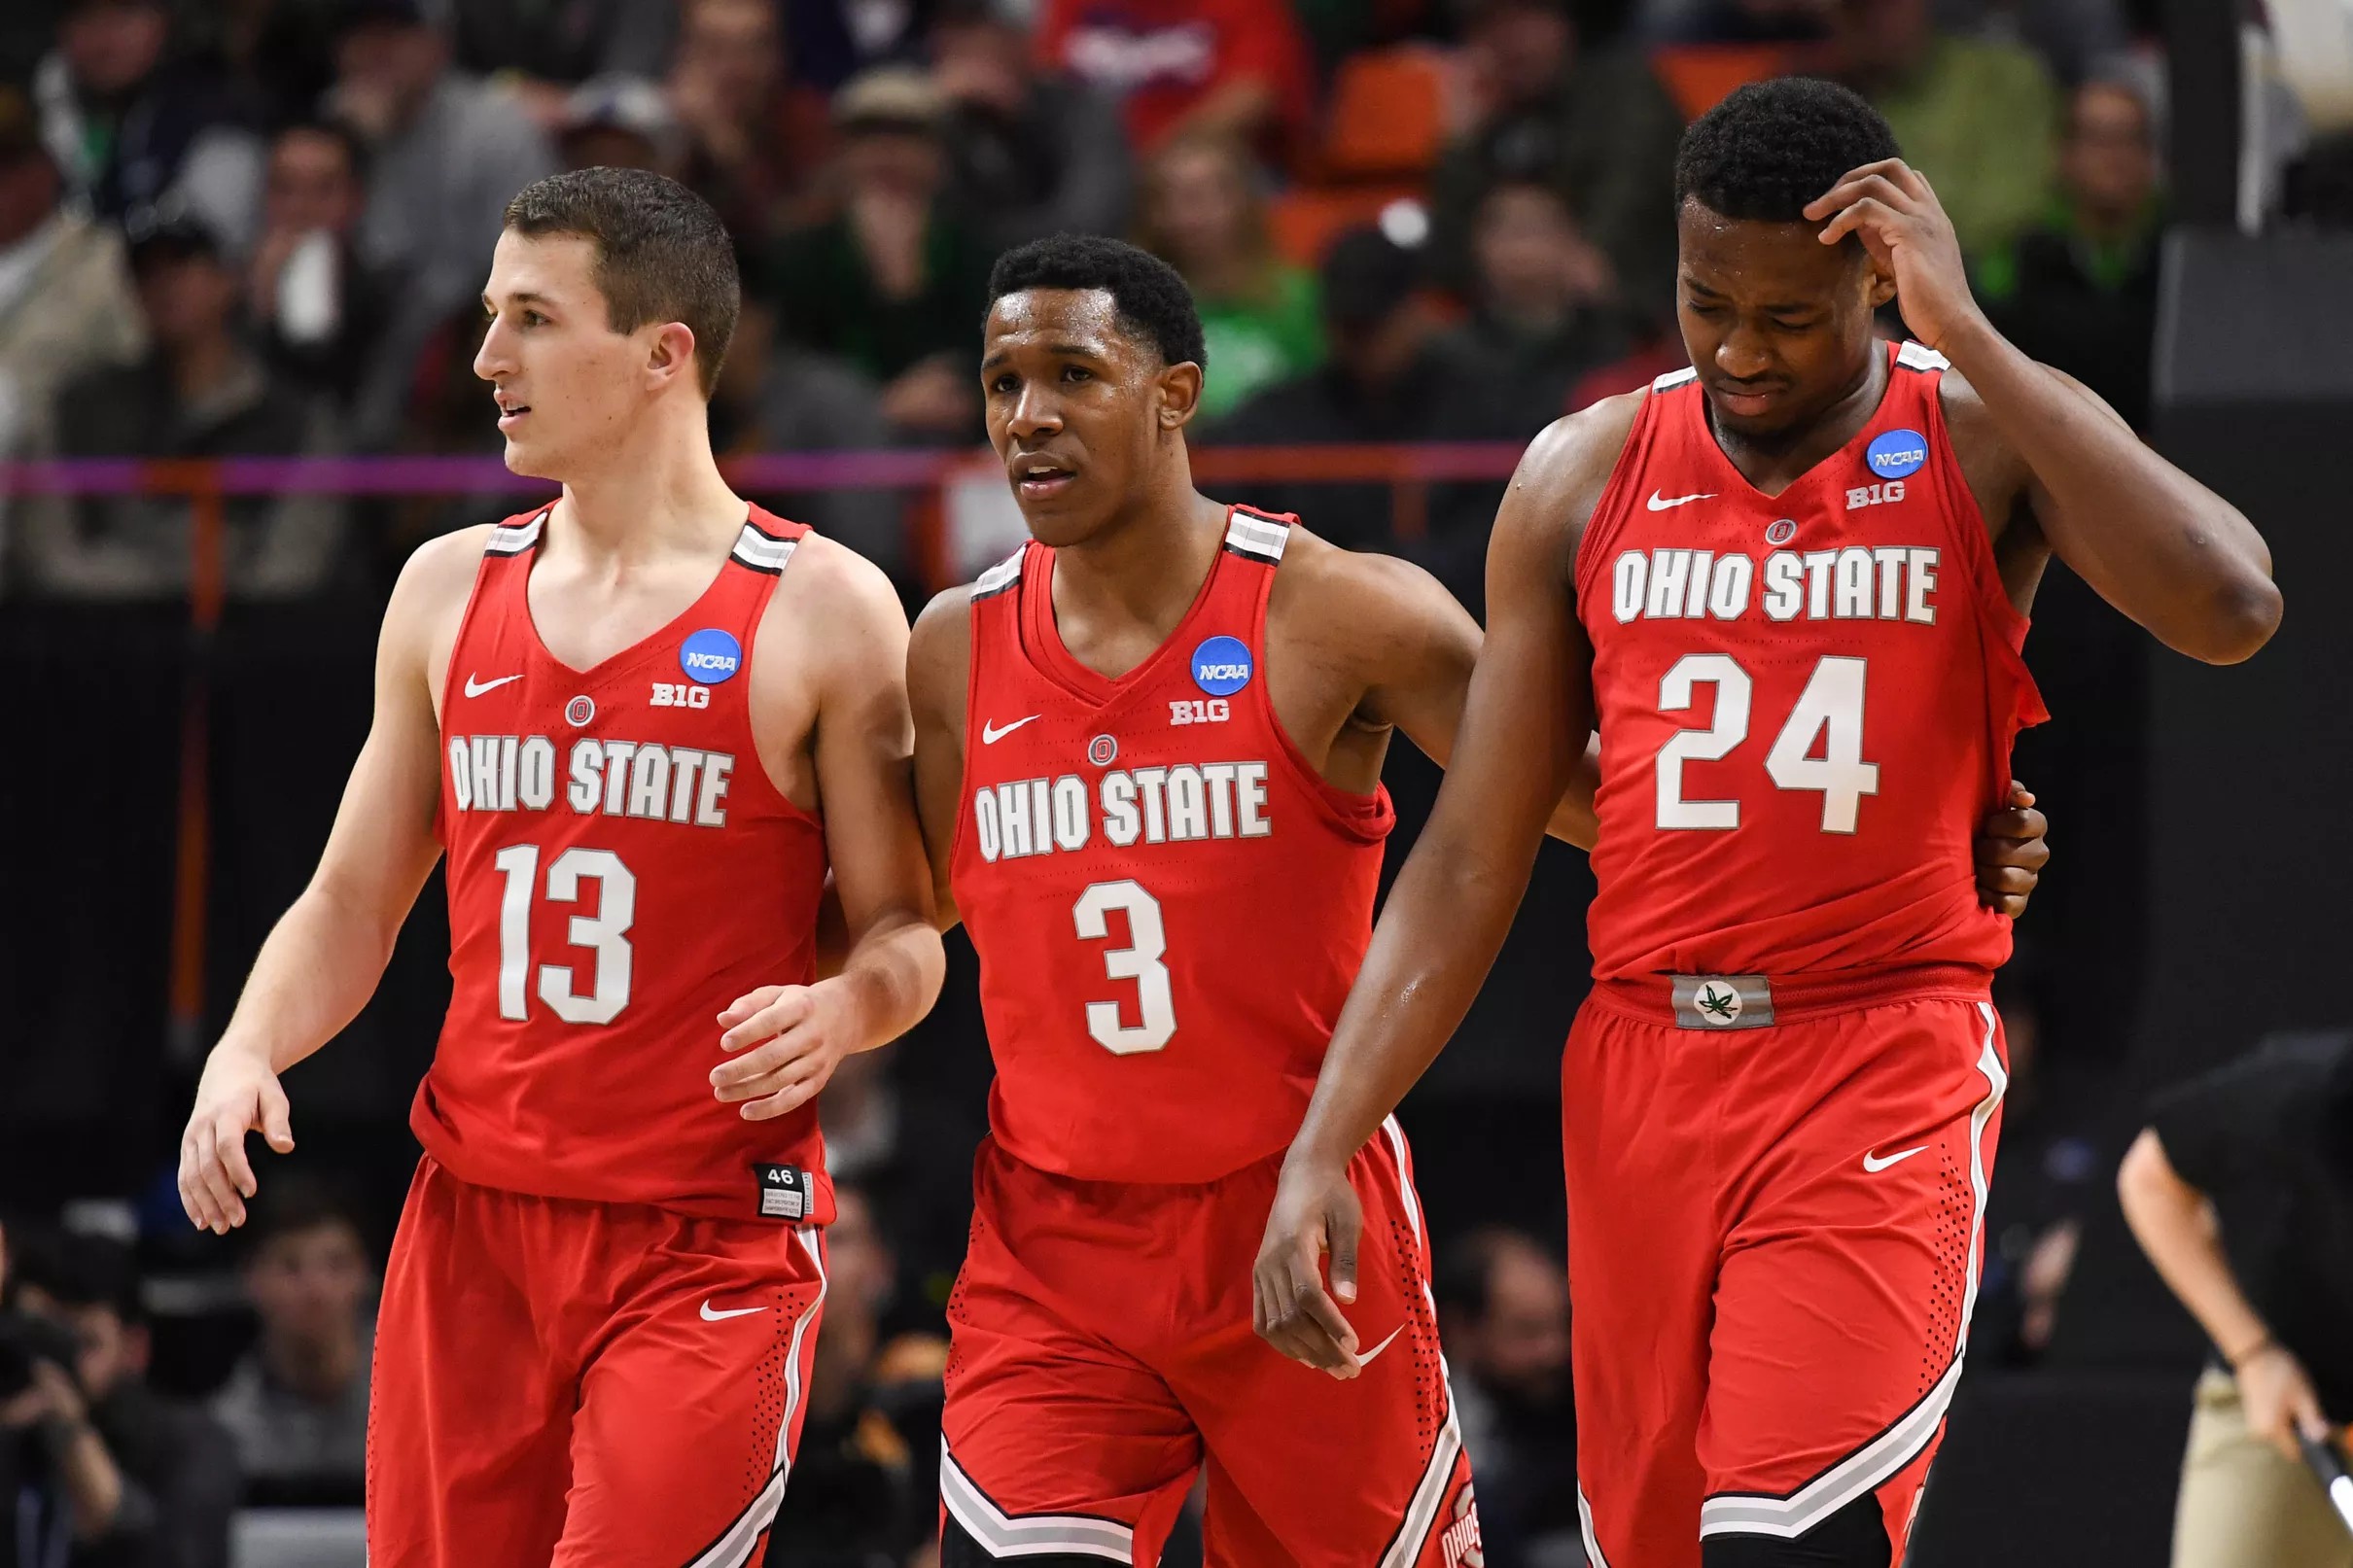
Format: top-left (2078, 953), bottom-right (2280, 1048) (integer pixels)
top-left (11, 1230), bottom-right (241, 1568)
top-left (769, 67), bottom-right (993, 441)
top-left (1433, 1227), bottom-right (1581, 1568)
top-left (1434, 179), bottom-right (1634, 434)
top-left (1208, 224), bottom-right (1516, 607)
top-left (1032, 0), bottom-right (1314, 162)
top-left (1134, 132), bottom-right (1322, 423)
top-left (1427, 0), bottom-right (1684, 328)
top-left (0, 84), bottom-right (144, 475)
top-left (11, 214), bottom-right (348, 601)
top-left (555, 74), bottom-right (684, 176)
top-left (933, 0), bottom-right (1133, 253)
top-left (245, 120), bottom-right (393, 413)
top-left (208, 1182), bottom-right (374, 1506)
top-left (29, 0), bottom-right (264, 247)
top-left (326, 0), bottom-right (555, 442)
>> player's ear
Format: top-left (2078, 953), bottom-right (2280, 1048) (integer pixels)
top-left (1156, 360), bottom-right (1204, 431)
top-left (1865, 255), bottom-right (1899, 312)
top-left (646, 320), bottom-right (699, 394)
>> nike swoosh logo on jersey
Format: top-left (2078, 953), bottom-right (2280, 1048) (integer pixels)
top-left (981, 714), bottom-right (1040, 745)
top-left (464, 673), bottom-right (522, 698)
top-left (1646, 490), bottom-right (1716, 510)
top-left (1862, 1145), bottom-right (1928, 1173)
top-left (700, 1300), bottom-right (768, 1321)
top-left (1356, 1325), bottom-right (1406, 1367)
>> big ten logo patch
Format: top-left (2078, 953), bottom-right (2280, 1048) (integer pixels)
top-left (1170, 698), bottom-right (1230, 726)
top-left (1441, 1481), bottom-right (1482, 1568)
top-left (1845, 479), bottom-right (1907, 510)
top-left (651, 682), bottom-right (712, 709)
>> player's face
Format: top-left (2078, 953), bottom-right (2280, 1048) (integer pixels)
top-left (1674, 198), bottom-right (1893, 443)
top-left (981, 288), bottom-right (1202, 547)
top-left (474, 229), bottom-right (664, 481)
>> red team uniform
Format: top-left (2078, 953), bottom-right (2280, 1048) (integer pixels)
top-left (369, 507), bottom-right (836, 1568)
top-left (942, 508), bottom-right (1479, 1567)
top-left (1564, 343), bottom-right (2047, 1565)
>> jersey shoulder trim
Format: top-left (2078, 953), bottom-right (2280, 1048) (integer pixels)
top-left (484, 510), bottom-right (548, 556)
top-left (970, 547), bottom-right (1026, 602)
top-left (1896, 341), bottom-right (1951, 373)
top-left (1223, 507), bottom-right (1290, 564)
top-left (1651, 366), bottom-right (1700, 391)
top-left (730, 518), bottom-right (799, 575)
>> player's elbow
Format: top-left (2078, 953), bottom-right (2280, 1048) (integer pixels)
top-left (2187, 573), bottom-right (2282, 666)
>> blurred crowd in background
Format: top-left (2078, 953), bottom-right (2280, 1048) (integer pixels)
top-left (2, 0), bottom-right (2350, 1564)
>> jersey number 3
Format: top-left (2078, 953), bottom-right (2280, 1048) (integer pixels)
top-left (1655, 654), bottom-right (1880, 833)
top-left (491, 844), bottom-right (637, 1024)
top-left (1072, 879), bottom-right (1176, 1055)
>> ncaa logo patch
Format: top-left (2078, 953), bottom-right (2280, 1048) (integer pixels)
top-left (1866, 429), bottom-right (1928, 479)
top-left (681, 627), bottom-right (743, 684)
top-left (1191, 635), bottom-right (1252, 697)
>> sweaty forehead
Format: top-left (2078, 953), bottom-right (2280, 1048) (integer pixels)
top-left (1676, 202), bottom-right (1859, 298)
top-left (984, 287), bottom-right (1135, 355)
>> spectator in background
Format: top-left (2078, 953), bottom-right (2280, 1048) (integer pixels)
top-left (11, 215), bottom-right (347, 600)
top-left (328, 0), bottom-right (555, 444)
top-left (0, 85), bottom-right (144, 468)
top-left (1976, 74), bottom-right (2162, 431)
top-left (1434, 1227), bottom-right (1581, 1568)
top-left (815, 1047), bottom-right (985, 1337)
top-left (780, 0), bottom-right (931, 93)
top-left (668, 0), bottom-right (832, 255)
top-left (1211, 225), bottom-right (1514, 608)
top-left (245, 120), bottom-right (392, 413)
top-left (933, 0), bottom-right (1132, 253)
top-left (0, 1215), bottom-right (116, 1568)
top-left (1033, 0), bottom-right (1314, 161)
top-left (209, 1182), bottom-right (373, 1507)
top-left (29, 0), bottom-right (264, 247)
top-left (771, 67), bottom-right (992, 441)
top-left (443, 0), bottom-right (678, 129)
top-left (11, 1231), bottom-right (240, 1568)
top-left (1434, 179), bottom-right (1634, 431)
top-left (1826, 0), bottom-right (2060, 263)
top-left (745, 313), bottom-right (906, 575)
top-left (1135, 133), bottom-right (1321, 423)
top-left (554, 74), bottom-right (685, 176)
top-left (1428, 0), bottom-right (1685, 326)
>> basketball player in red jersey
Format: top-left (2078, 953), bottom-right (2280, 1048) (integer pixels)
top-left (906, 234), bottom-right (2047, 1568)
top-left (1255, 79), bottom-right (2281, 1568)
top-left (172, 170), bottom-right (943, 1567)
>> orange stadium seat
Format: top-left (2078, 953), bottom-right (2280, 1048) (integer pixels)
top-left (1317, 45), bottom-right (1454, 181)
top-left (1267, 184), bottom-right (1420, 267)
top-left (1648, 44), bottom-right (1794, 122)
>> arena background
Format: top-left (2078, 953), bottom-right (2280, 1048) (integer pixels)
top-left (2, 0), bottom-right (2349, 1562)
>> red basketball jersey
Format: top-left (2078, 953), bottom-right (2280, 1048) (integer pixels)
top-left (1576, 341), bottom-right (2048, 982)
top-left (950, 507), bottom-right (1394, 1184)
top-left (415, 505), bottom-right (836, 1224)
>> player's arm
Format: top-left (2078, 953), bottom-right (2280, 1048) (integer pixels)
top-left (714, 548), bottom-right (946, 1121)
top-left (1808, 159), bottom-right (2281, 664)
top-left (178, 533), bottom-right (467, 1234)
top-left (905, 585), bottom-right (975, 932)
top-left (1254, 412), bottom-right (1607, 1376)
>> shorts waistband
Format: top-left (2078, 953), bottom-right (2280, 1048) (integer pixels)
top-left (1590, 964), bottom-right (1992, 1029)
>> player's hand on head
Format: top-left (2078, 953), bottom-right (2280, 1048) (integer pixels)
top-left (1801, 158), bottom-right (1985, 354)
top-left (1252, 1161), bottom-right (1366, 1379)
top-left (178, 1044), bottom-right (295, 1235)
top-left (713, 983), bottom-right (854, 1121)
top-left (1972, 781), bottom-right (2049, 918)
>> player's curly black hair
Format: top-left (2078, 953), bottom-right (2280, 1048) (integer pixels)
top-left (986, 234), bottom-right (1208, 369)
top-left (1673, 77), bottom-right (1902, 225)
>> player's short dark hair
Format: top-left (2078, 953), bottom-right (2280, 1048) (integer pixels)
top-left (503, 167), bottom-right (738, 396)
top-left (986, 233), bottom-right (1208, 370)
top-left (1673, 77), bottom-right (1901, 225)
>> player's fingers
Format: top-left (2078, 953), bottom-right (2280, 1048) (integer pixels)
top-left (2007, 780), bottom-right (2037, 809)
top-left (740, 1061), bottom-right (826, 1122)
top-left (217, 1108), bottom-right (262, 1202)
top-left (720, 990), bottom-right (813, 1054)
top-left (193, 1123), bottom-right (243, 1232)
top-left (177, 1135), bottom-right (216, 1230)
top-left (260, 1080), bottom-right (296, 1154)
top-left (717, 986), bottom-right (785, 1030)
top-left (1816, 195), bottom-right (1904, 247)
top-left (1291, 1276), bottom-right (1362, 1377)
top-left (1327, 1204), bottom-right (1360, 1306)
top-left (1978, 866), bottom-right (2037, 897)
top-left (1803, 160), bottom-right (1921, 219)
top-left (712, 1027), bottom-right (820, 1097)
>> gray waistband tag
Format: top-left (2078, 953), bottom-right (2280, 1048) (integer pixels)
top-left (1670, 975), bottom-right (1775, 1029)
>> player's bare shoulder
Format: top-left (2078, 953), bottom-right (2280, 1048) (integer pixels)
top-left (1507, 389), bottom-right (1648, 577)
top-left (755, 531), bottom-right (909, 698)
top-left (390, 524), bottom-right (499, 723)
top-left (907, 572), bottom-right (993, 739)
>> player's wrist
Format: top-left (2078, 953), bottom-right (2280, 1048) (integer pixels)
top-left (2227, 1334), bottom-right (2288, 1374)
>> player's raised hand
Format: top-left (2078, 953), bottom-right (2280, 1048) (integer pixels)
top-left (1253, 1160), bottom-right (1366, 1379)
top-left (1802, 158), bottom-right (1985, 355)
top-left (1973, 781), bottom-right (2050, 918)
top-left (713, 983), bottom-right (855, 1121)
top-left (179, 1044), bottom-right (295, 1235)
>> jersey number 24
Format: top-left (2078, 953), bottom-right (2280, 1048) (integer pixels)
top-left (1655, 654), bottom-right (1880, 833)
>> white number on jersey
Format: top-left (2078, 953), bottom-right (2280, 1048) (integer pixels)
top-left (1654, 654), bottom-right (1880, 833)
top-left (1071, 879), bottom-right (1177, 1055)
top-left (492, 844), bottom-right (637, 1024)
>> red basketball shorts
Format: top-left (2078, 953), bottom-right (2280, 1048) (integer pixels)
top-left (1563, 967), bottom-right (2008, 1568)
top-left (367, 1156), bottom-right (827, 1568)
top-left (940, 1120), bottom-right (1480, 1568)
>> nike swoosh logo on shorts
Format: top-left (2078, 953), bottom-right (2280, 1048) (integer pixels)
top-left (700, 1300), bottom-right (768, 1321)
top-left (464, 673), bottom-right (522, 698)
top-left (1862, 1145), bottom-right (1928, 1172)
top-left (1356, 1325), bottom-right (1406, 1366)
top-left (1647, 490), bottom-right (1716, 511)
top-left (981, 714), bottom-right (1040, 745)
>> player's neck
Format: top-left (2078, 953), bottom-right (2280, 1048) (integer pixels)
top-left (548, 403), bottom-right (744, 567)
top-left (1051, 461), bottom-right (1227, 639)
top-left (1710, 347), bottom-right (1888, 493)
